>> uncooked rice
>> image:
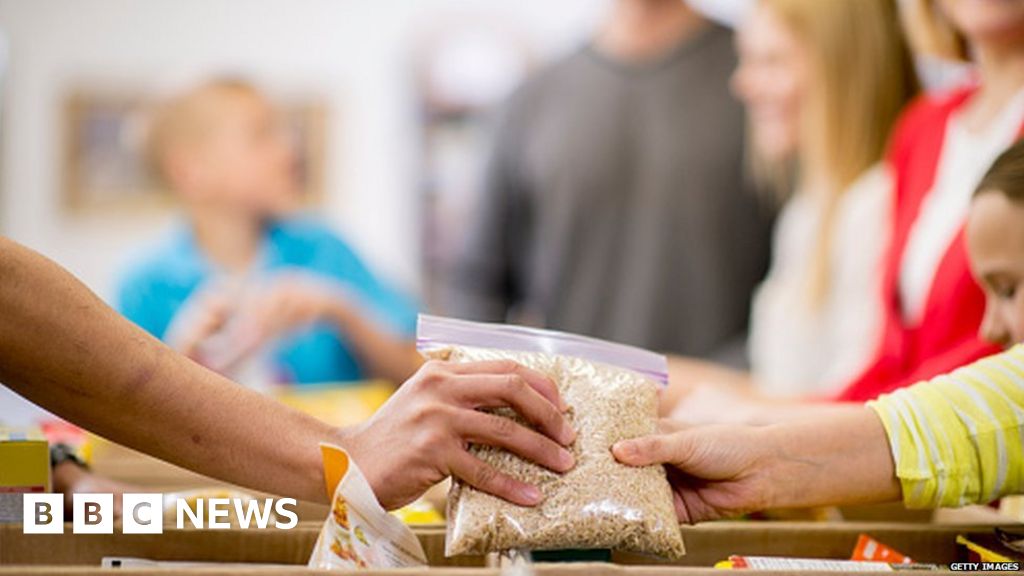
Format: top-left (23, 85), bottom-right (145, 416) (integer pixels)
top-left (433, 345), bottom-right (685, 559)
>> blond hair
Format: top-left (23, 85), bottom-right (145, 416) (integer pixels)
top-left (146, 77), bottom-right (263, 187)
top-left (756, 0), bottom-right (919, 307)
top-left (901, 0), bottom-right (969, 62)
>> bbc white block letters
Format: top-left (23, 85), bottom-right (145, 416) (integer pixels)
top-left (22, 493), bottom-right (63, 534)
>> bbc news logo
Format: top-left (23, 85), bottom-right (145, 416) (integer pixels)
top-left (22, 493), bottom-right (299, 534)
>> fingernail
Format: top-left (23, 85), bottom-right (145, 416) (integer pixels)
top-left (560, 421), bottom-right (577, 445)
top-left (559, 448), bottom-right (575, 470)
top-left (613, 440), bottom-right (637, 460)
top-left (521, 485), bottom-right (543, 504)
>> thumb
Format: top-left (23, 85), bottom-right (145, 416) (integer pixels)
top-left (613, 433), bottom-right (685, 467)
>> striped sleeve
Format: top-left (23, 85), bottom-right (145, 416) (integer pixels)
top-left (866, 345), bottom-right (1024, 509)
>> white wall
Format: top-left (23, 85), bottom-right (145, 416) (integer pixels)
top-left (0, 0), bottom-right (604, 300)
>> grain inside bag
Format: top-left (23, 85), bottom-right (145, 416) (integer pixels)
top-left (416, 315), bottom-right (685, 559)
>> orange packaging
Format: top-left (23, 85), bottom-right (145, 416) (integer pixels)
top-left (307, 444), bottom-right (427, 570)
top-left (851, 534), bottom-right (912, 564)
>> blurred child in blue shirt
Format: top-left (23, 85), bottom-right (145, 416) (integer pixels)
top-left (118, 78), bottom-right (420, 387)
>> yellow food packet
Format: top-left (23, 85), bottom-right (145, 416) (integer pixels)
top-left (393, 500), bottom-right (444, 525)
top-left (308, 444), bottom-right (427, 570)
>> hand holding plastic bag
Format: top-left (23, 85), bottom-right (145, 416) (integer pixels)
top-left (338, 347), bottom-right (576, 511)
top-left (417, 315), bottom-right (685, 559)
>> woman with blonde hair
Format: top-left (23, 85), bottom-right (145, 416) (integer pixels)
top-left (740, 0), bottom-right (919, 396)
top-left (670, 0), bottom-right (1024, 422)
top-left (666, 0), bottom-right (919, 409)
top-left (617, 140), bottom-right (1024, 522)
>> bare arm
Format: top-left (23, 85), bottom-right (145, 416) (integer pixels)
top-left (0, 238), bottom-right (575, 509)
top-left (324, 301), bottom-right (421, 383)
top-left (0, 239), bottom-right (337, 503)
top-left (614, 407), bottom-right (900, 522)
top-left (663, 353), bottom-right (859, 425)
top-left (661, 355), bottom-right (753, 417)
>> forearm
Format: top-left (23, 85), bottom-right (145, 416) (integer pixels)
top-left (759, 407), bottom-right (901, 509)
top-left (661, 355), bottom-right (753, 416)
top-left (745, 399), bottom-right (871, 426)
top-left (0, 239), bottom-right (339, 503)
top-left (325, 300), bottom-right (421, 383)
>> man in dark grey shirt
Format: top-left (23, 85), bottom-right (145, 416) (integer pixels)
top-left (449, 0), bottom-right (771, 360)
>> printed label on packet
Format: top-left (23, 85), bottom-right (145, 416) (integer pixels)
top-left (728, 556), bottom-right (894, 571)
top-left (851, 534), bottom-right (912, 564)
top-left (308, 444), bottom-right (428, 570)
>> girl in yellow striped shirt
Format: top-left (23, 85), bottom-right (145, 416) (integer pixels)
top-left (613, 140), bottom-right (1024, 521)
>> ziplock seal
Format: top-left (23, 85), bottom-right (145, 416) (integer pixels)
top-left (416, 314), bottom-right (668, 387)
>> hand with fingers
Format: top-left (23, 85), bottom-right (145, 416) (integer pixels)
top-left (236, 272), bottom-right (344, 344)
top-left (612, 408), bottom-right (900, 523)
top-left (164, 285), bottom-right (236, 363)
top-left (340, 359), bottom-right (577, 510)
top-left (612, 421), bottom-right (773, 523)
top-left (165, 273), bottom-right (350, 373)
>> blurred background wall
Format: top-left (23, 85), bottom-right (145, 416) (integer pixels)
top-left (0, 0), bottom-right (606, 301)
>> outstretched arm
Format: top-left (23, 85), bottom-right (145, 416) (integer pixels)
top-left (613, 408), bottom-right (900, 522)
top-left (0, 238), bottom-right (338, 503)
top-left (323, 300), bottom-right (421, 383)
top-left (0, 238), bottom-right (574, 509)
top-left (622, 346), bottom-right (1024, 522)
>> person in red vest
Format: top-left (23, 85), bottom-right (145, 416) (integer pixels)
top-left (836, 0), bottom-right (1024, 401)
top-left (665, 0), bottom-right (1024, 422)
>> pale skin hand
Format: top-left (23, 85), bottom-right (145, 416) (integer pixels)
top-left (660, 355), bottom-right (754, 417)
top-left (613, 408), bottom-right (901, 522)
top-left (245, 273), bottom-right (421, 383)
top-left (0, 238), bottom-right (573, 508)
top-left (164, 286), bottom-right (234, 362)
top-left (169, 273), bottom-right (420, 383)
top-left (663, 353), bottom-right (864, 426)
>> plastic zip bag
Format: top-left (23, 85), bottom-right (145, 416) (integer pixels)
top-left (417, 315), bottom-right (670, 387)
top-left (417, 315), bottom-right (684, 559)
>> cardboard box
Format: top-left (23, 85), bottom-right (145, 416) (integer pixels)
top-left (0, 428), bottom-right (49, 524)
top-left (1, 521), bottom-right (1017, 574)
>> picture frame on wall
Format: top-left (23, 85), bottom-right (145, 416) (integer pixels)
top-left (61, 88), bottom-right (327, 214)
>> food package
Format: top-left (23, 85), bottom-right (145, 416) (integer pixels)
top-left (850, 534), bottom-right (911, 563)
top-left (0, 427), bottom-right (49, 523)
top-left (417, 315), bottom-right (685, 559)
top-left (719, 556), bottom-right (911, 571)
top-left (308, 444), bottom-right (427, 570)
